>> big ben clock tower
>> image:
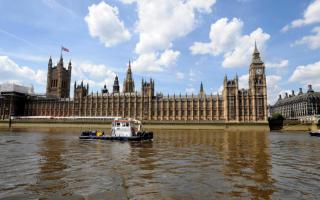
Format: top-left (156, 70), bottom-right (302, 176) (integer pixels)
top-left (249, 43), bottom-right (268, 121)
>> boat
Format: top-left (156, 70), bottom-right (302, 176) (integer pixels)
top-left (79, 118), bottom-right (153, 141)
top-left (309, 130), bottom-right (320, 137)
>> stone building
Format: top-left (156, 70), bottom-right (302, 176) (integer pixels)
top-left (0, 44), bottom-right (268, 122)
top-left (46, 55), bottom-right (72, 98)
top-left (0, 83), bottom-right (34, 119)
top-left (270, 85), bottom-right (320, 120)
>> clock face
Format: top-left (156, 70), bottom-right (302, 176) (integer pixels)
top-left (256, 69), bottom-right (263, 75)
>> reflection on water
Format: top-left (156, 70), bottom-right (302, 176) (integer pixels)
top-left (27, 136), bottom-right (69, 198)
top-left (0, 129), bottom-right (320, 199)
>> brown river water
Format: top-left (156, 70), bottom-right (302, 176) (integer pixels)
top-left (0, 129), bottom-right (320, 200)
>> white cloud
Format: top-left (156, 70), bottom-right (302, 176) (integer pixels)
top-left (131, 0), bottom-right (216, 54)
top-left (267, 75), bottom-right (283, 104)
top-left (282, 0), bottom-right (320, 32)
top-left (0, 56), bottom-right (46, 85)
top-left (293, 26), bottom-right (320, 49)
top-left (158, 49), bottom-right (180, 67)
top-left (72, 60), bottom-right (116, 92)
top-left (289, 61), bottom-right (320, 87)
top-left (85, 1), bottom-right (131, 47)
top-left (190, 18), bottom-right (270, 68)
top-left (121, 0), bottom-right (216, 72)
top-left (131, 49), bottom-right (180, 72)
top-left (266, 59), bottom-right (289, 68)
top-left (238, 74), bottom-right (249, 89)
top-left (176, 72), bottom-right (184, 80)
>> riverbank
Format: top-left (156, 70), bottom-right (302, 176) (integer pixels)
top-left (269, 119), bottom-right (319, 132)
top-left (0, 120), bottom-right (269, 131)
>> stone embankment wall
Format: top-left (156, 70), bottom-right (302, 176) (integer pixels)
top-left (0, 119), bottom-right (269, 131)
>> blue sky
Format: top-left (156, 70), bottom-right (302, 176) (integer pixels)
top-left (0, 0), bottom-right (319, 104)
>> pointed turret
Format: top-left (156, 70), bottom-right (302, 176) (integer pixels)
top-left (59, 53), bottom-right (63, 64)
top-left (102, 84), bottom-right (108, 94)
top-left (254, 41), bottom-right (259, 54)
top-left (252, 42), bottom-right (263, 64)
top-left (224, 74), bottom-right (227, 86)
top-left (113, 75), bottom-right (120, 93)
top-left (68, 60), bottom-right (72, 70)
top-left (48, 56), bottom-right (52, 68)
top-left (199, 82), bottom-right (205, 97)
top-left (123, 60), bottom-right (135, 93)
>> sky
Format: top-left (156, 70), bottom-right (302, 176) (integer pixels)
top-left (0, 0), bottom-right (319, 104)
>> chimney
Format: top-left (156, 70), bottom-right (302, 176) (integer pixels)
top-left (279, 94), bottom-right (282, 100)
top-left (285, 92), bottom-right (288, 98)
top-left (299, 88), bottom-right (303, 94)
top-left (292, 90), bottom-right (295, 96)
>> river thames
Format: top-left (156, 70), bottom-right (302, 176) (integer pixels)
top-left (0, 129), bottom-right (319, 200)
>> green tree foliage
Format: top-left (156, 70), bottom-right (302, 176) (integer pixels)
top-left (271, 113), bottom-right (285, 120)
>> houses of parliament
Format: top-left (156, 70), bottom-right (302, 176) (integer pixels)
top-left (0, 44), bottom-right (268, 122)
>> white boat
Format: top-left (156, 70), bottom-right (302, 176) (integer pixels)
top-left (79, 118), bottom-right (153, 141)
top-left (309, 130), bottom-right (320, 137)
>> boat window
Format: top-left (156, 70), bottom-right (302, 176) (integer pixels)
top-left (121, 122), bottom-right (129, 127)
top-left (116, 122), bottom-right (121, 127)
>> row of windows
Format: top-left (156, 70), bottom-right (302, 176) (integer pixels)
top-left (50, 79), bottom-right (58, 87)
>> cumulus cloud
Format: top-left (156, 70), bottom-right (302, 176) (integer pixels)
top-left (121, 0), bottom-right (216, 72)
top-left (190, 18), bottom-right (270, 68)
top-left (266, 59), bottom-right (289, 68)
top-left (282, 0), bottom-right (320, 32)
top-left (0, 56), bottom-right (46, 85)
top-left (267, 75), bottom-right (283, 104)
top-left (85, 1), bottom-right (131, 47)
top-left (238, 74), bottom-right (249, 89)
top-left (293, 26), bottom-right (320, 49)
top-left (289, 61), bottom-right (320, 87)
top-left (72, 60), bottom-right (116, 92)
top-left (131, 49), bottom-right (180, 72)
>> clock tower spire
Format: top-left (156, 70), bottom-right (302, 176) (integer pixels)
top-left (248, 43), bottom-right (267, 121)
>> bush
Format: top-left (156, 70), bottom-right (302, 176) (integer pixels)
top-left (268, 113), bottom-right (284, 130)
top-left (270, 113), bottom-right (285, 120)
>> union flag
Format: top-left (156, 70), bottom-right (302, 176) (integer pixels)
top-left (61, 46), bottom-right (69, 52)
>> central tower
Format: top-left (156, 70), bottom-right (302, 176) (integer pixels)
top-left (46, 55), bottom-right (72, 98)
top-left (123, 61), bottom-right (135, 93)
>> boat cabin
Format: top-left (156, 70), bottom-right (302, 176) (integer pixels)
top-left (111, 118), bottom-right (142, 137)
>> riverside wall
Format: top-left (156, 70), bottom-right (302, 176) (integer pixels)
top-left (0, 119), bottom-right (269, 131)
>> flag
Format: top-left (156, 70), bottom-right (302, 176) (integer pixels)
top-left (61, 46), bottom-right (69, 52)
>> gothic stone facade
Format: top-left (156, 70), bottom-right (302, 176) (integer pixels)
top-left (18, 45), bottom-right (268, 122)
top-left (270, 85), bottom-right (320, 120)
top-left (46, 56), bottom-right (72, 98)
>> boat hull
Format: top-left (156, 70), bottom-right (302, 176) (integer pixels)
top-left (309, 132), bottom-right (320, 137)
top-left (79, 132), bottom-right (153, 141)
